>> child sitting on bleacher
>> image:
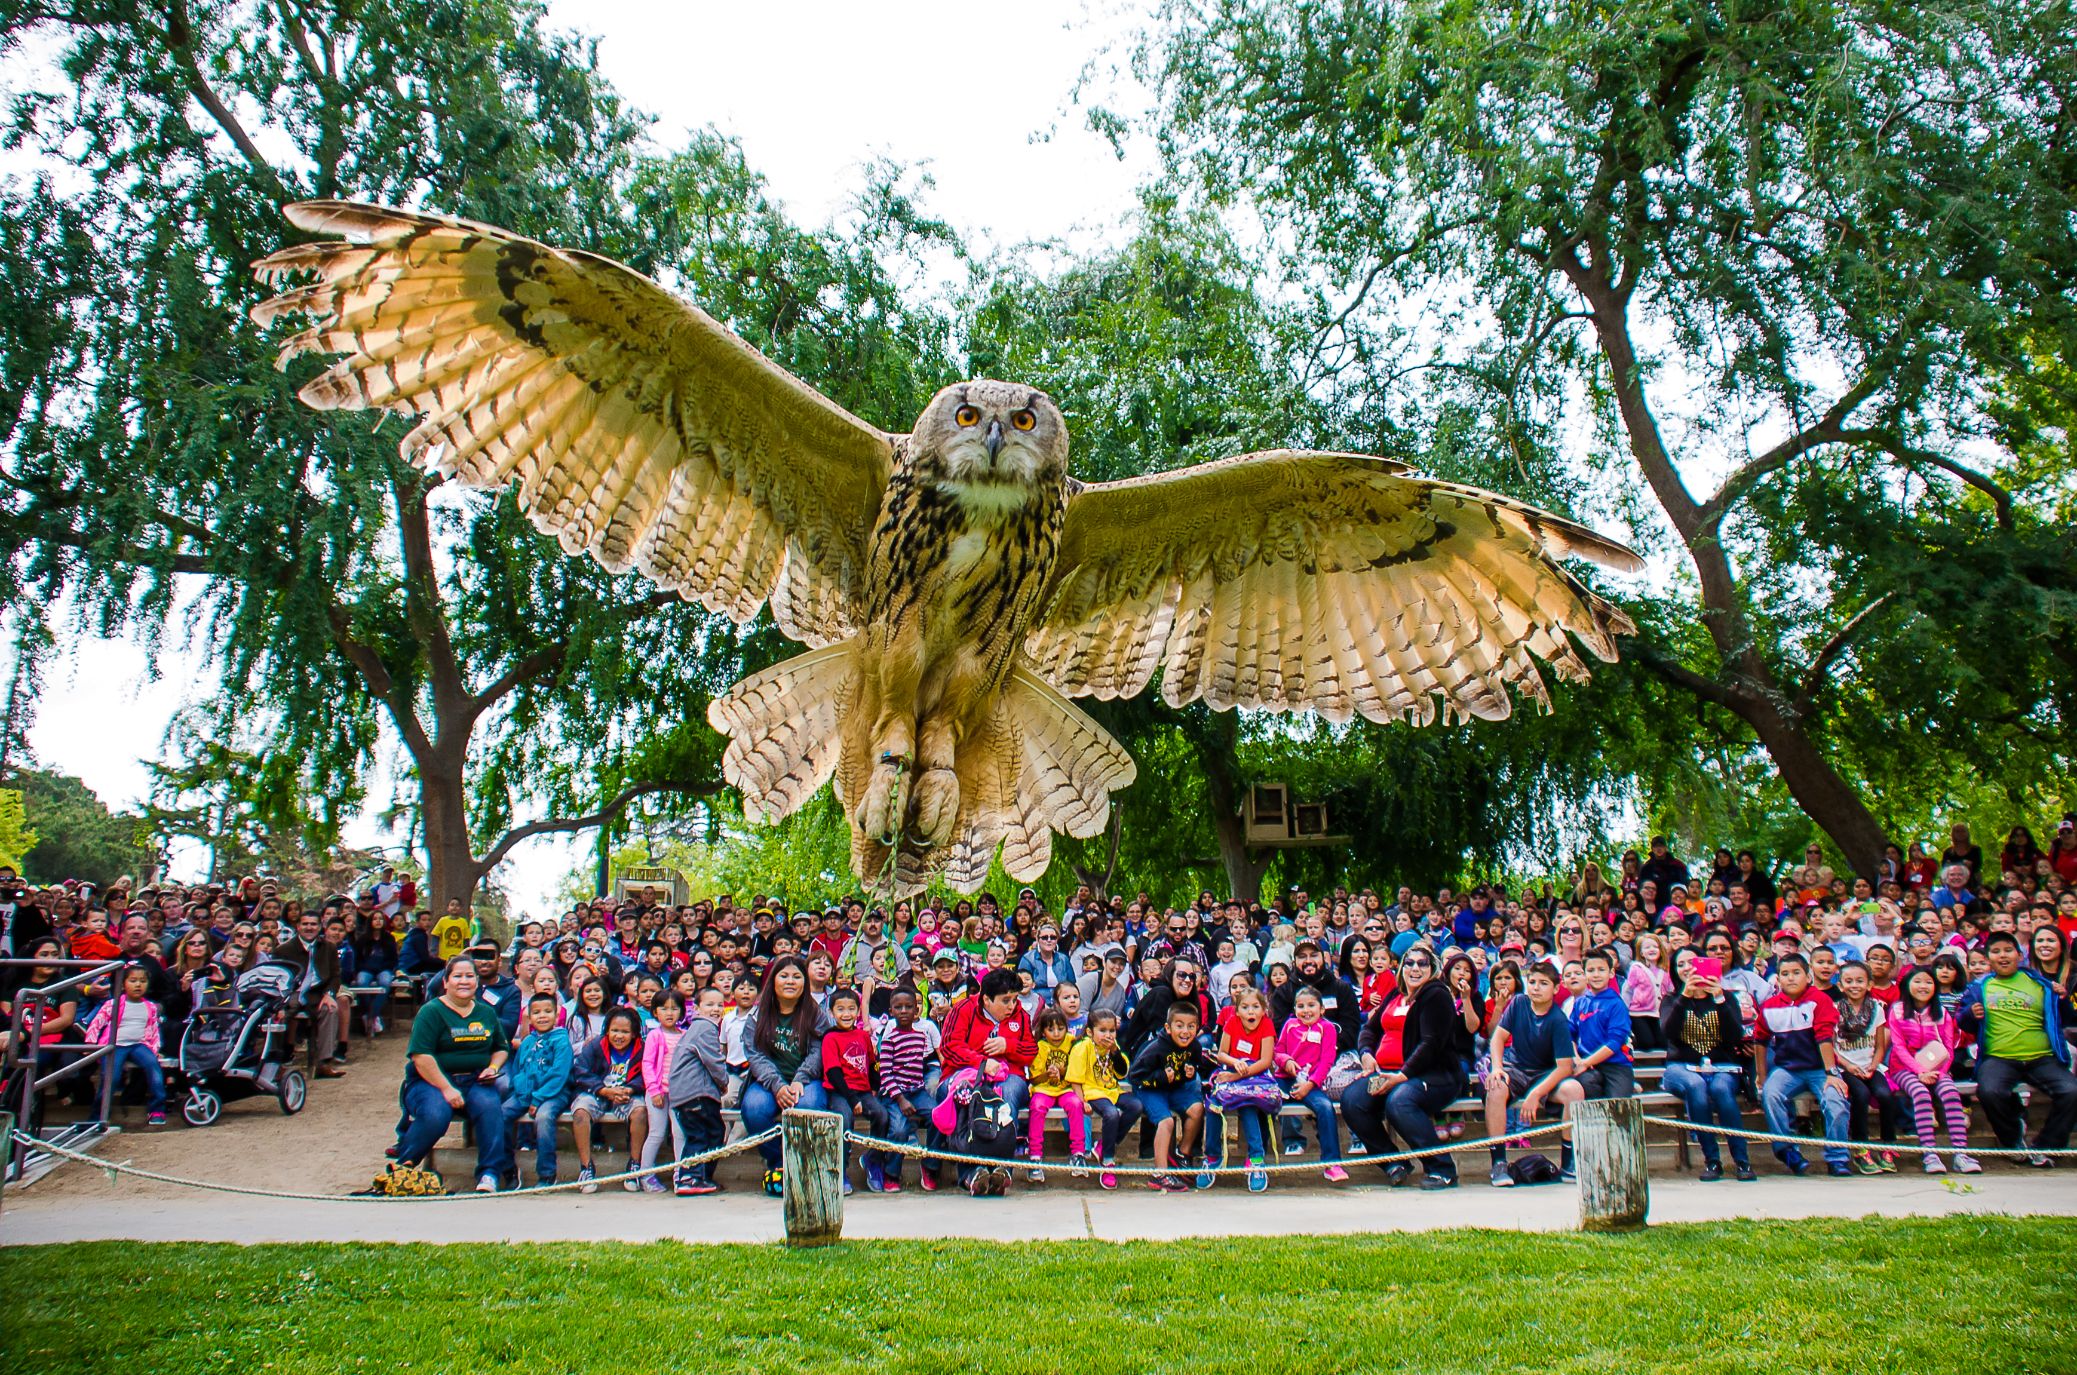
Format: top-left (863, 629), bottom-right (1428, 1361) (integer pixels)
top-left (1024, 1009), bottom-right (1088, 1183)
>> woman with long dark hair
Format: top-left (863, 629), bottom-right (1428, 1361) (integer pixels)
top-left (739, 955), bottom-right (833, 1184)
top-left (1339, 947), bottom-right (1468, 1189)
top-left (396, 953), bottom-right (511, 1192)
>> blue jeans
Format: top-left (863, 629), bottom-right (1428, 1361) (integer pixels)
top-left (352, 969), bottom-right (392, 1026)
top-left (884, 1081), bottom-right (941, 1174)
top-left (1205, 1104), bottom-right (1268, 1164)
top-left (1762, 1067), bottom-right (1850, 1166)
top-left (103, 1043), bottom-right (167, 1115)
top-left (1282, 1082), bottom-right (1343, 1162)
top-left (1087, 1093), bottom-right (1143, 1160)
top-left (739, 1080), bottom-right (830, 1166)
top-left (1662, 1063), bottom-right (1750, 1169)
top-left (399, 1075), bottom-right (506, 1179)
top-left (500, 1094), bottom-right (567, 1183)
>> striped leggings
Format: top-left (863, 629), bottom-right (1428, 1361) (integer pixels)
top-left (1896, 1074), bottom-right (1969, 1150)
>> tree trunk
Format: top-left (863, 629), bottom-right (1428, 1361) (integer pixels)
top-left (1568, 257), bottom-right (1892, 877)
top-left (419, 751), bottom-right (482, 915)
top-left (1741, 696), bottom-right (1891, 876)
top-left (1210, 806), bottom-right (1273, 907)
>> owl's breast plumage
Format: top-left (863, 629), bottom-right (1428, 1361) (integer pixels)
top-left (863, 464), bottom-right (1064, 689)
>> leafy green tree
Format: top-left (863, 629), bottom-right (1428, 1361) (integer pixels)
top-left (0, 787), bottom-right (37, 874)
top-left (1147, 0), bottom-right (2077, 872)
top-left (1, 0), bottom-right (955, 907)
top-left (12, 769), bottom-right (151, 885)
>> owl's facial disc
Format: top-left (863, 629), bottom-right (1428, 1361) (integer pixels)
top-left (926, 380), bottom-right (1065, 503)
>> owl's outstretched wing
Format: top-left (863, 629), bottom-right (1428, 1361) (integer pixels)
top-left (1026, 449), bottom-right (1641, 724)
top-left (252, 201), bottom-right (893, 643)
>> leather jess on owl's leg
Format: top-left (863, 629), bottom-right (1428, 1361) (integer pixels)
top-left (856, 629), bottom-right (925, 847)
top-left (858, 715), bottom-right (913, 847)
top-left (909, 713), bottom-right (961, 848)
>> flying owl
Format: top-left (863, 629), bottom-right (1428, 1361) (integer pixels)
top-left (253, 202), bottom-right (1641, 897)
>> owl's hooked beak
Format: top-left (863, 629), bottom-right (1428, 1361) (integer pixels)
top-left (984, 419), bottom-right (1004, 461)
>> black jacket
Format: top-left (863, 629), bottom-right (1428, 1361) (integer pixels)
top-left (1270, 965), bottom-right (1361, 1049)
top-left (1384, 982), bottom-right (1464, 1082)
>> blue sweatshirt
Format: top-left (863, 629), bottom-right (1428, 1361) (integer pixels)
top-left (507, 1026), bottom-right (573, 1108)
top-left (1569, 986), bottom-right (1633, 1065)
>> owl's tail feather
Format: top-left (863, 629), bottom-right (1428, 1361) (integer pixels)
top-left (706, 641), bottom-right (860, 824)
top-left (931, 665), bottom-right (1138, 894)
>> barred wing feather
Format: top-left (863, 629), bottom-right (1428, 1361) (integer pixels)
top-left (252, 201), bottom-right (893, 645)
top-left (1028, 450), bottom-right (1641, 726)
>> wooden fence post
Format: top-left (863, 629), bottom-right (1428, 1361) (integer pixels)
top-left (1573, 1096), bottom-right (1649, 1232)
top-left (0, 1109), bottom-right (14, 1211)
top-left (781, 1108), bottom-right (845, 1247)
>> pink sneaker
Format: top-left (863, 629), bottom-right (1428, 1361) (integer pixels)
top-left (1323, 1164), bottom-right (1349, 1183)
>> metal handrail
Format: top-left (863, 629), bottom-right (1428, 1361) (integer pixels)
top-left (33, 1041), bottom-right (112, 1091)
top-left (0, 957), bottom-right (121, 967)
top-left (2, 957), bottom-right (125, 1180)
top-left (4, 957), bottom-right (126, 999)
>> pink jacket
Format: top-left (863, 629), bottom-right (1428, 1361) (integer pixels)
top-left (1273, 1017), bottom-right (1339, 1084)
top-left (83, 994), bottom-right (161, 1055)
top-left (1885, 1009), bottom-right (1957, 1088)
top-left (640, 1025), bottom-right (683, 1101)
top-left (1622, 963), bottom-right (1673, 1017)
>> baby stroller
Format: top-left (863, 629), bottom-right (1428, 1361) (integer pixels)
top-left (176, 960), bottom-right (308, 1126)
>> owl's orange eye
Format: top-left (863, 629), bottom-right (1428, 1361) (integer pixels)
top-left (1009, 409), bottom-right (1036, 431)
top-left (954, 405), bottom-right (980, 427)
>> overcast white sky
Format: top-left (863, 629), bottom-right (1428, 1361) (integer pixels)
top-left (21, 0), bottom-right (1159, 917)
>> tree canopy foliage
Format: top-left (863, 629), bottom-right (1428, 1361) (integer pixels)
top-left (5, 0), bottom-right (2070, 912)
top-left (1142, 0), bottom-right (2077, 873)
top-left (1, 0), bottom-right (955, 907)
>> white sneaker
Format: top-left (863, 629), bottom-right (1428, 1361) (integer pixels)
top-left (1954, 1153), bottom-right (1982, 1174)
top-left (1922, 1153), bottom-right (1946, 1174)
top-left (1027, 1166), bottom-right (1046, 1184)
top-left (1069, 1151), bottom-right (1090, 1178)
top-left (475, 1173), bottom-right (498, 1193)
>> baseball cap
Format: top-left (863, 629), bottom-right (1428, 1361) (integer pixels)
top-left (931, 949), bottom-right (959, 967)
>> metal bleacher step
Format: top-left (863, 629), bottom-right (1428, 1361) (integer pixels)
top-left (8, 1119), bottom-right (122, 1189)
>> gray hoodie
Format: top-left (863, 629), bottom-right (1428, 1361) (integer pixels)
top-left (667, 1016), bottom-right (729, 1107)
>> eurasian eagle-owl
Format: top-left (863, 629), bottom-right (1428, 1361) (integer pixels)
top-left (254, 203), bottom-right (1641, 897)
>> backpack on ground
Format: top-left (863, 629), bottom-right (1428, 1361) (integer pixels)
top-left (1507, 1153), bottom-right (1562, 1185)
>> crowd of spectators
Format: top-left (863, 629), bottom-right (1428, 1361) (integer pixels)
top-left (3, 816), bottom-right (2074, 1199)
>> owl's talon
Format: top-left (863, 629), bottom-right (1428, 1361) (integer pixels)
top-left (910, 768), bottom-right (959, 848)
top-left (859, 760), bottom-right (904, 847)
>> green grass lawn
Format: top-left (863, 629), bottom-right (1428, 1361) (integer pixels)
top-left (5, 1217), bottom-right (2072, 1374)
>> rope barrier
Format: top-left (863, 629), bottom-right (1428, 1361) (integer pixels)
top-left (839, 1121), bottom-right (1575, 1176)
top-left (11, 1111), bottom-right (2070, 1206)
top-left (1638, 1116), bottom-right (2077, 1159)
top-left (5, 1126), bottom-right (778, 1202)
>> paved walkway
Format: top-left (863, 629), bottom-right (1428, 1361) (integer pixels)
top-left (6, 1166), bottom-right (2074, 1246)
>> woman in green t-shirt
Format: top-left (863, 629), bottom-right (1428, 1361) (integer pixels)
top-left (398, 954), bottom-right (512, 1191)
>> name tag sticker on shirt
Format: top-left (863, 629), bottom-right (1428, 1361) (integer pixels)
top-left (1321, 997), bottom-right (1338, 1010)
top-left (1304, 1028), bottom-right (1322, 1043)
